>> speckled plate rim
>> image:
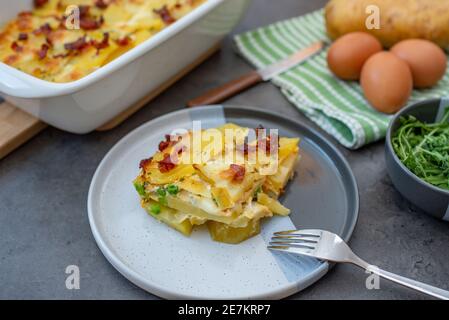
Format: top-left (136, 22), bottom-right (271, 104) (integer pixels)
top-left (87, 105), bottom-right (359, 299)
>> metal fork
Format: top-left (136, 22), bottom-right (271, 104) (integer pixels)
top-left (269, 229), bottom-right (449, 300)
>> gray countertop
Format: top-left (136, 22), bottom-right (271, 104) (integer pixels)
top-left (1, 0), bottom-right (448, 300)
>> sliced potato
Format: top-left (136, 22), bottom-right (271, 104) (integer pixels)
top-left (207, 219), bottom-right (261, 244)
top-left (143, 200), bottom-right (193, 236)
top-left (257, 193), bottom-right (290, 216)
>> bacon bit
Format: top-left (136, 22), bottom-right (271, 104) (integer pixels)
top-left (38, 43), bottom-right (50, 60)
top-left (139, 157), bottom-right (153, 169)
top-left (116, 36), bottom-right (131, 46)
top-left (45, 36), bottom-right (53, 46)
top-left (158, 154), bottom-right (176, 173)
top-left (93, 32), bottom-right (109, 51)
top-left (11, 42), bottom-right (23, 53)
top-left (77, 5), bottom-right (104, 30)
top-left (158, 134), bottom-right (173, 152)
top-left (33, 23), bottom-right (52, 36)
top-left (154, 6), bottom-right (176, 24)
top-left (78, 5), bottom-right (90, 17)
top-left (158, 140), bottom-right (171, 152)
top-left (18, 33), bottom-right (28, 41)
top-left (95, 0), bottom-right (109, 9)
top-left (64, 36), bottom-right (89, 51)
top-left (34, 0), bottom-right (49, 8)
top-left (80, 16), bottom-right (103, 30)
top-left (228, 164), bottom-right (246, 183)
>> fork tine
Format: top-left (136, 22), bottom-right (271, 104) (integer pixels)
top-left (267, 245), bottom-right (315, 257)
top-left (269, 240), bottom-right (316, 249)
top-left (270, 237), bottom-right (318, 244)
top-left (271, 235), bottom-right (318, 243)
top-left (274, 229), bottom-right (322, 237)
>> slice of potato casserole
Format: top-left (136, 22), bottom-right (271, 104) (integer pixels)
top-left (133, 123), bottom-right (300, 244)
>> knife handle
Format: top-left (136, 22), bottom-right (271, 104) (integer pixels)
top-left (187, 71), bottom-right (263, 108)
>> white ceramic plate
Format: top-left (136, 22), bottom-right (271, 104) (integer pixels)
top-left (88, 105), bottom-right (359, 299)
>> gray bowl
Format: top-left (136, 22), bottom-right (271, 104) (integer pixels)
top-left (385, 98), bottom-right (449, 221)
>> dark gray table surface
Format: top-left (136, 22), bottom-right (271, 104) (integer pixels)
top-left (1, 0), bottom-right (448, 300)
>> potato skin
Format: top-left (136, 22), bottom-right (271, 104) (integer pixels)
top-left (325, 0), bottom-right (449, 49)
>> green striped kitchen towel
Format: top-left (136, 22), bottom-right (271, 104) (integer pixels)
top-left (234, 9), bottom-right (449, 149)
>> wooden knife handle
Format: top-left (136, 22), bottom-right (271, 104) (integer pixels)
top-left (187, 71), bottom-right (263, 107)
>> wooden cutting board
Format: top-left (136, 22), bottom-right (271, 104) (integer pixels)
top-left (0, 43), bottom-right (220, 160)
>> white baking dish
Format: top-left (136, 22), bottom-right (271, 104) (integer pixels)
top-left (0, 0), bottom-right (251, 133)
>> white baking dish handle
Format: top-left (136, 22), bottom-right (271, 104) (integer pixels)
top-left (0, 63), bottom-right (64, 98)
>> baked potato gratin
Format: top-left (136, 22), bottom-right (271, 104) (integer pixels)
top-left (0, 0), bottom-right (205, 83)
top-left (133, 124), bottom-right (300, 244)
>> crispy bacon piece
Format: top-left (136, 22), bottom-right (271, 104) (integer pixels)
top-left (158, 154), bottom-right (176, 173)
top-left (80, 16), bottom-right (104, 30)
top-left (116, 36), bottom-right (131, 46)
top-left (18, 33), bottom-right (28, 41)
top-left (78, 5), bottom-right (90, 17)
top-left (33, 23), bottom-right (52, 36)
top-left (158, 140), bottom-right (171, 152)
top-left (77, 5), bottom-right (104, 30)
top-left (11, 42), bottom-right (23, 53)
top-left (139, 157), bottom-right (153, 169)
top-left (93, 32), bottom-right (109, 50)
top-left (154, 6), bottom-right (176, 24)
top-left (64, 36), bottom-right (89, 51)
top-left (228, 164), bottom-right (246, 183)
top-left (34, 0), bottom-right (49, 8)
top-left (95, 0), bottom-right (109, 9)
top-left (158, 134), bottom-right (173, 152)
top-left (38, 43), bottom-right (50, 59)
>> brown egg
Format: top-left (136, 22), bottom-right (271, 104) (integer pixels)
top-left (327, 32), bottom-right (383, 80)
top-left (361, 52), bottom-right (413, 114)
top-left (391, 39), bottom-right (447, 88)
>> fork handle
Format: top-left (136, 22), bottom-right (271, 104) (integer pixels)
top-left (364, 264), bottom-right (449, 300)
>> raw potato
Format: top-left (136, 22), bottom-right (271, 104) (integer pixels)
top-left (325, 0), bottom-right (449, 49)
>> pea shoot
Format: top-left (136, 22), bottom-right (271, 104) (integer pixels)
top-left (392, 111), bottom-right (449, 190)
